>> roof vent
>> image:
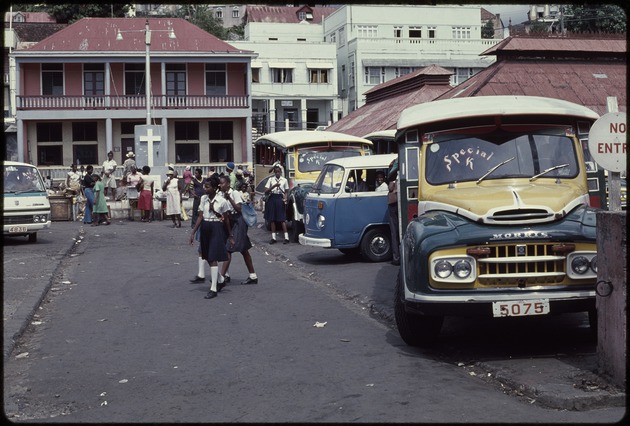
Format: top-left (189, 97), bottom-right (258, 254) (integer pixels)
top-left (593, 73), bottom-right (608, 79)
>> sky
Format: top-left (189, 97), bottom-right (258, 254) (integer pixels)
top-left (479, 4), bottom-right (531, 25)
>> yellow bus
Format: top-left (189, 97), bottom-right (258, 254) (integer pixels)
top-left (253, 130), bottom-right (373, 240)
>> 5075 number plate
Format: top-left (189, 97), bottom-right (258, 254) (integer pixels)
top-left (492, 300), bottom-right (550, 317)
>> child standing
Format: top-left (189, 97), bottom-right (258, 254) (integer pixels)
top-left (92, 175), bottom-right (111, 226)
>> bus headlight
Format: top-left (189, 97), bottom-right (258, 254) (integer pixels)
top-left (431, 255), bottom-right (477, 283)
top-left (454, 260), bottom-right (472, 278)
top-left (570, 256), bottom-right (590, 274)
top-left (566, 252), bottom-right (597, 279)
top-left (435, 260), bottom-right (452, 279)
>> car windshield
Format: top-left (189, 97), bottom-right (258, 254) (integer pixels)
top-left (296, 147), bottom-right (364, 173)
top-left (424, 129), bottom-right (579, 185)
top-left (3, 165), bottom-right (46, 193)
top-left (312, 164), bottom-right (346, 194)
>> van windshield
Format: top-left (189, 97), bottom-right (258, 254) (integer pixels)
top-left (3, 165), bottom-right (46, 194)
top-left (312, 164), bottom-right (345, 194)
top-left (424, 129), bottom-right (579, 185)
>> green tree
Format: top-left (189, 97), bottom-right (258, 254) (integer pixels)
top-left (22, 4), bottom-right (131, 24)
top-left (176, 4), bottom-right (227, 39)
top-left (563, 4), bottom-right (627, 33)
top-left (481, 19), bottom-right (495, 39)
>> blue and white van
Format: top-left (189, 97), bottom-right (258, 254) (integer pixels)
top-left (3, 161), bottom-right (51, 242)
top-left (299, 154), bottom-right (397, 262)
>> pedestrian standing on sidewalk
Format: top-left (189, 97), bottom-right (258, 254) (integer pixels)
top-left (101, 150), bottom-right (118, 200)
top-left (189, 176), bottom-right (233, 300)
top-left (82, 165), bottom-right (95, 224)
top-left (137, 166), bottom-right (155, 222)
top-left (263, 165), bottom-right (290, 244)
top-left (217, 175), bottom-right (258, 286)
top-left (163, 169), bottom-right (182, 228)
top-left (91, 175), bottom-right (111, 226)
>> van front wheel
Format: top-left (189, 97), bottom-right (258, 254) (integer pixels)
top-left (28, 233), bottom-right (37, 243)
top-left (359, 228), bottom-right (391, 262)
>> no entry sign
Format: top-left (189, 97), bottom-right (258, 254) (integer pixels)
top-left (587, 112), bottom-right (627, 173)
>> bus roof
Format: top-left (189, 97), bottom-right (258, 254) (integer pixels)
top-left (362, 129), bottom-right (396, 140)
top-left (397, 96), bottom-right (600, 130)
top-left (255, 130), bottom-right (373, 149)
top-left (3, 161), bottom-right (39, 168)
top-left (322, 153), bottom-right (397, 169)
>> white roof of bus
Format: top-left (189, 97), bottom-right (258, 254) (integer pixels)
top-left (397, 96), bottom-right (600, 130)
top-left (362, 129), bottom-right (396, 139)
top-left (3, 161), bottom-right (38, 167)
top-left (254, 130), bottom-right (372, 149)
top-left (323, 153), bottom-right (397, 169)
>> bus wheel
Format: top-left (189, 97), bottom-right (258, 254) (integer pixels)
top-left (28, 233), bottom-right (37, 243)
top-left (290, 219), bottom-right (304, 243)
top-left (360, 228), bottom-right (391, 262)
top-left (394, 273), bottom-right (442, 347)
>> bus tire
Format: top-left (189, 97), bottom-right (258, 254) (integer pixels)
top-left (394, 273), bottom-right (442, 347)
top-left (359, 228), bottom-right (391, 262)
top-left (28, 232), bottom-right (37, 243)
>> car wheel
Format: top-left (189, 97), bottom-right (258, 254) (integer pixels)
top-left (394, 272), bottom-right (442, 347)
top-left (290, 218), bottom-right (304, 243)
top-left (28, 233), bottom-right (37, 243)
top-left (359, 228), bottom-right (391, 262)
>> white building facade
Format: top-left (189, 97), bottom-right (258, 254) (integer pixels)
top-left (322, 5), bottom-right (502, 114)
top-left (231, 21), bottom-right (339, 135)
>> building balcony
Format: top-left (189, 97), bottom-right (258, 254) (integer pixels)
top-left (16, 94), bottom-right (249, 111)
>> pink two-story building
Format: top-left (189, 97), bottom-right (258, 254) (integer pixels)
top-left (11, 17), bottom-right (256, 177)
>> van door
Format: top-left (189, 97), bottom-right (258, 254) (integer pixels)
top-left (333, 169), bottom-right (389, 247)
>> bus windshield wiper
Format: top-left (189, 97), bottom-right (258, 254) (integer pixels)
top-left (476, 157), bottom-right (515, 185)
top-left (529, 164), bottom-right (568, 181)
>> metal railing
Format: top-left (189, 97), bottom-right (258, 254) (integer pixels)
top-left (16, 94), bottom-right (249, 110)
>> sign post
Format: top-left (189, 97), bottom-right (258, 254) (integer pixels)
top-left (588, 105), bottom-right (626, 211)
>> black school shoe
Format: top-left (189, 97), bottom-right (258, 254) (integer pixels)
top-left (241, 277), bottom-right (258, 285)
top-left (204, 291), bottom-right (217, 299)
top-left (189, 276), bottom-right (205, 283)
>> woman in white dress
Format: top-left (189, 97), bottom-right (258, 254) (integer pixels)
top-left (162, 170), bottom-right (182, 228)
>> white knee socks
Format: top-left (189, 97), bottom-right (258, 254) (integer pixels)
top-left (210, 266), bottom-right (218, 292)
top-left (198, 257), bottom-right (205, 278)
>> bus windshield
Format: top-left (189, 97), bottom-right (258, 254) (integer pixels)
top-left (3, 165), bottom-right (47, 194)
top-left (296, 147), bottom-right (365, 173)
top-left (424, 129), bottom-right (579, 185)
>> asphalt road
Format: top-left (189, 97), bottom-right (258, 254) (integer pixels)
top-left (2, 216), bottom-right (626, 422)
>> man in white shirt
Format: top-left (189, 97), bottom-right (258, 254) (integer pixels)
top-left (101, 151), bottom-right (118, 200)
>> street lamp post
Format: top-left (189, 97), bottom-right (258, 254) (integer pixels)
top-left (144, 19), bottom-right (151, 126)
top-left (116, 20), bottom-right (175, 168)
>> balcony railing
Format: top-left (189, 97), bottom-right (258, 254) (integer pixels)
top-left (16, 94), bottom-right (249, 110)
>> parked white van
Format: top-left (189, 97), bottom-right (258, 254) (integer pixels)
top-left (3, 161), bottom-right (51, 242)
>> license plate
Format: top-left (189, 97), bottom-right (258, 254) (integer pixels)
top-left (492, 300), bottom-right (550, 317)
top-left (8, 226), bottom-right (28, 233)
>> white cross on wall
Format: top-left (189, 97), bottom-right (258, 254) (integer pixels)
top-left (139, 128), bottom-right (161, 167)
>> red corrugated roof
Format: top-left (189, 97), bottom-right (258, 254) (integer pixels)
top-left (25, 17), bottom-right (252, 54)
top-left (327, 84), bottom-right (452, 137)
top-left (435, 59), bottom-right (626, 115)
top-left (245, 5), bottom-right (338, 24)
top-left (481, 36), bottom-right (627, 56)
